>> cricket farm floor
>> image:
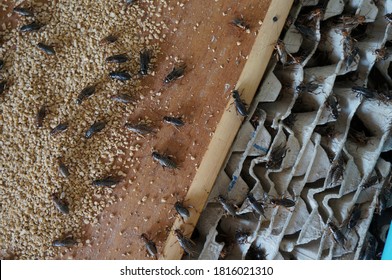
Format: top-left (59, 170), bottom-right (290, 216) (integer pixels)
top-left (0, 0), bottom-right (271, 259)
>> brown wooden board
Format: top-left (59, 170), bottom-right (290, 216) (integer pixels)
top-left (0, 0), bottom-right (288, 260)
top-left (162, 0), bottom-right (294, 260)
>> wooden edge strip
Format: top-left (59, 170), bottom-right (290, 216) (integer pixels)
top-left (160, 0), bottom-right (294, 260)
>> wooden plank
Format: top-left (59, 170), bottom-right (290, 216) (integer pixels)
top-left (161, 0), bottom-right (294, 260)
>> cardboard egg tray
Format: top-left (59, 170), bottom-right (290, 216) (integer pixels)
top-left (195, 0), bottom-right (392, 260)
